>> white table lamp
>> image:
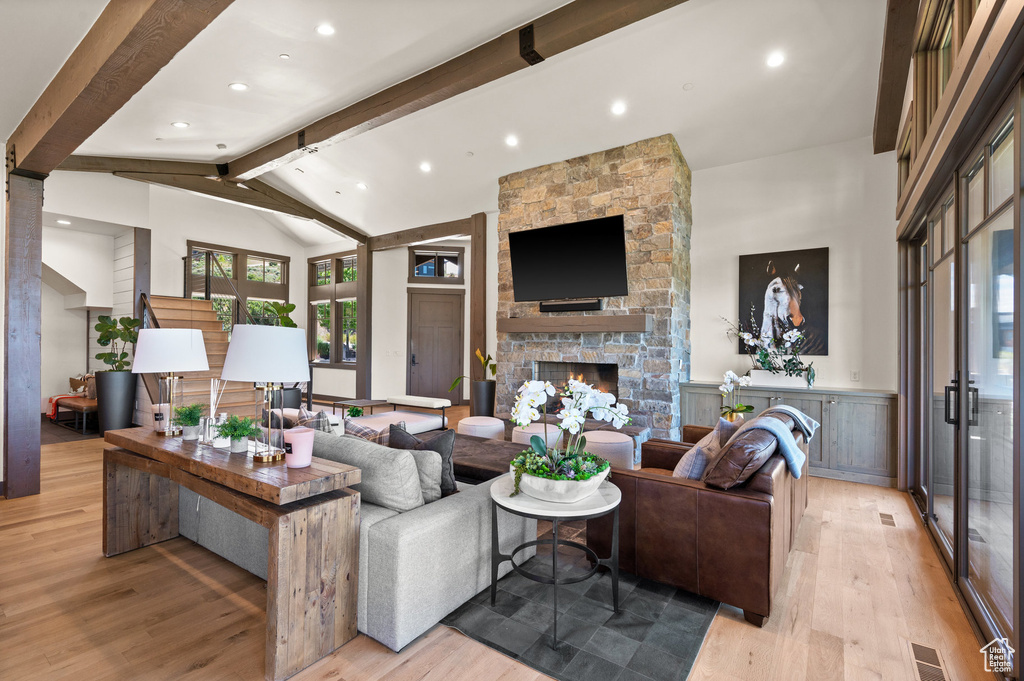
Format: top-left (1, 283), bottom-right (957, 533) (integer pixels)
top-left (220, 325), bottom-right (310, 461)
top-left (132, 328), bottom-right (209, 435)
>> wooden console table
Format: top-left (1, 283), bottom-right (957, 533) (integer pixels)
top-left (103, 428), bottom-right (361, 681)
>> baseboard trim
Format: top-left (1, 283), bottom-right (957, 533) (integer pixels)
top-left (808, 467), bottom-right (897, 488)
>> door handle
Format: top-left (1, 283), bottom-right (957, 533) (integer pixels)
top-left (944, 385), bottom-right (959, 426)
top-left (410, 353), bottom-right (417, 367)
top-left (968, 386), bottom-right (979, 427)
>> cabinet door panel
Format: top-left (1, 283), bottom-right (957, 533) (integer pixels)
top-left (773, 395), bottom-right (825, 467)
top-left (680, 388), bottom-right (723, 427)
top-left (829, 395), bottom-right (896, 477)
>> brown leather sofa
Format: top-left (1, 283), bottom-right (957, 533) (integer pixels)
top-left (587, 422), bottom-right (808, 627)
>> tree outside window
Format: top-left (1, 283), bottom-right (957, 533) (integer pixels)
top-left (314, 301), bottom-right (331, 362)
top-left (340, 300), bottom-right (357, 362)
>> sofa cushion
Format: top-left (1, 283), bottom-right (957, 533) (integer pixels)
top-left (703, 413), bottom-right (795, 490)
top-left (344, 418), bottom-right (403, 445)
top-left (312, 431), bottom-right (424, 512)
top-left (408, 449), bottom-right (442, 503)
top-left (297, 407), bottom-right (334, 433)
top-left (389, 425), bottom-right (457, 497)
top-left (673, 417), bottom-right (740, 480)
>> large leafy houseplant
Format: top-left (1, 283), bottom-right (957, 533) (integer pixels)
top-left (94, 315), bottom-right (142, 371)
top-left (93, 315), bottom-right (142, 432)
top-left (508, 379), bottom-right (630, 500)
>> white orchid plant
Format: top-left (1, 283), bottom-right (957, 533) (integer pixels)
top-left (719, 370), bottom-right (754, 420)
top-left (508, 379), bottom-right (631, 496)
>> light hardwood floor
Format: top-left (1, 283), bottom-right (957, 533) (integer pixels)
top-left (0, 440), bottom-right (994, 681)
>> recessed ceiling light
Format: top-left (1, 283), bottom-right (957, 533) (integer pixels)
top-left (229, 82), bottom-right (248, 91)
top-left (294, 167), bottom-right (304, 173)
top-left (171, 121), bottom-right (189, 128)
top-left (766, 51), bottom-right (785, 68)
top-left (465, 151), bottom-right (474, 157)
top-left (611, 100), bottom-right (627, 116)
top-left (155, 137), bottom-right (164, 141)
top-left (419, 161), bottom-right (432, 173)
top-left (279, 53), bottom-right (290, 60)
top-left (356, 182), bottom-right (367, 190)
top-left (216, 143), bottom-right (227, 150)
top-left (316, 23), bottom-right (335, 36)
top-left (56, 219), bottom-right (71, 225)
top-left (682, 82), bottom-right (695, 91)
top-left (505, 134), bottom-right (519, 147)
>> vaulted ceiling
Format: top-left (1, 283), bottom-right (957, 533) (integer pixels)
top-left (2, 0), bottom-right (887, 240)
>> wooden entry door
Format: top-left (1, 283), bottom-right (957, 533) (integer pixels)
top-left (407, 289), bottom-right (464, 404)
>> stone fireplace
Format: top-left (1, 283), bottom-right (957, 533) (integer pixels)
top-left (495, 134), bottom-right (692, 439)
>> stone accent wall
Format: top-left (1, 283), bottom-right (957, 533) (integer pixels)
top-left (495, 134), bottom-right (692, 439)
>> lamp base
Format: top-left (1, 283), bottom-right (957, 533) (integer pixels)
top-left (253, 450), bottom-right (286, 463)
top-left (157, 427), bottom-right (182, 437)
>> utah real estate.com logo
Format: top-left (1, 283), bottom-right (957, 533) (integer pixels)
top-left (981, 637), bottom-right (1014, 674)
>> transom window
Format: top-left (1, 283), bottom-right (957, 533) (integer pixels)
top-left (247, 256), bottom-right (284, 283)
top-left (408, 246), bottom-right (464, 285)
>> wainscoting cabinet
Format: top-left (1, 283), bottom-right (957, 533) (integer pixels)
top-left (679, 383), bottom-right (898, 487)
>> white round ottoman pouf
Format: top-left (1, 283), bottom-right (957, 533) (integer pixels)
top-left (457, 416), bottom-right (505, 440)
top-left (582, 430), bottom-right (635, 469)
top-left (512, 423), bottom-right (562, 449)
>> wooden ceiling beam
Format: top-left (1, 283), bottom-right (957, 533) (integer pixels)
top-left (367, 216), bottom-right (474, 251)
top-left (227, 0), bottom-right (688, 181)
top-left (57, 155), bottom-right (221, 176)
top-left (114, 172), bottom-right (305, 216)
top-left (872, 0), bottom-right (919, 154)
top-left (7, 0), bottom-right (234, 176)
top-left (244, 179), bottom-right (367, 243)
top-left (113, 173), bottom-right (368, 243)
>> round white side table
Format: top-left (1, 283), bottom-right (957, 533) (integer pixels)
top-left (489, 473), bottom-right (621, 649)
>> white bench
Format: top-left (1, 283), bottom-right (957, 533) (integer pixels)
top-left (386, 395), bottom-right (452, 430)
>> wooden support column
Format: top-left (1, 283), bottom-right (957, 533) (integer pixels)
top-left (470, 212), bottom-right (487, 382)
top-left (355, 244), bottom-right (372, 399)
top-left (133, 228), bottom-right (152, 323)
top-left (3, 173), bottom-right (44, 498)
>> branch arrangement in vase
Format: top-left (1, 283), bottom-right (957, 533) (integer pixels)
top-left (723, 304), bottom-right (815, 386)
top-left (508, 379), bottom-right (630, 497)
top-left (448, 348), bottom-right (497, 392)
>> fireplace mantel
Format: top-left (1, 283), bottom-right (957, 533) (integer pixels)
top-left (496, 314), bottom-right (651, 334)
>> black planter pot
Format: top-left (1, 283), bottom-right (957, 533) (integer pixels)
top-left (470, 380), bottom-right (496, 417)
top-left (95, 370), bottom-right (137, 433)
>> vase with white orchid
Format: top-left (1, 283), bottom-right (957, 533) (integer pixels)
top-left (719, 370), bottom-right (754, 422)
top-left (508, 378), bottom-right (631, 500)
top-left (723, 307), bottom-right (816, 387)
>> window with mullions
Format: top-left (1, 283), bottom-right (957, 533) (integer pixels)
top-left (247, 256), bottom-right (284, 283)
top-left (340, 255), bottom-right (357, 282)
top-left (408, 247), bottom-right (464, 284)
top-left (340, 300), bottom-right (357, 363)
top-left (313, 260), bottom-right (332, 286)
top-left (313, 301), bottom-right (331, 362)
top-left (246, 298), bottom-right (283, 326)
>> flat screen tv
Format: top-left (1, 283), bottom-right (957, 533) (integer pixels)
top-left (508, 215), bottom-right (628, 302)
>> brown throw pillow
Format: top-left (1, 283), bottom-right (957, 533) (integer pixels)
top-left (85, 376), bottom-right (97, 400)
top-left (672, 417), bottom-right (740, 480)
top-left (702, 414), bottom-right (791, 490)
top-left (388, 425), bottom-right (457, 497)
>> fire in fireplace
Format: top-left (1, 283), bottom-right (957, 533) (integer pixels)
top-left (533, 361), bottom-right (619, 411)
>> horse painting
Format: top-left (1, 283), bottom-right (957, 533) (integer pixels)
top-left (738, 248), bottom-right (828, 355)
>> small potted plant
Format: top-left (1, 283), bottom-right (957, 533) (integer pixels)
top-left (508, 379), bottom-right (630, 503)
top-left (215, 415), bottom-right (263, 453)
top-left (94, 315), bottom-right (142, 432)
top-left (347, 406), bottom-right (364, 418)
top-left (449, 348), bottom-right (498, 417)
top-left (174, 403), bottom-right (206, 441)
top-left (719, 371), bottom-right (754, 422)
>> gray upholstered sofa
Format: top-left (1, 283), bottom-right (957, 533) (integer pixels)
top-left (178, 431), bottom-right (535, 652)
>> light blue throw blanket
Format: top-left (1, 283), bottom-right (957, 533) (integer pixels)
top-left (735, 405), bottom-right (820, 479)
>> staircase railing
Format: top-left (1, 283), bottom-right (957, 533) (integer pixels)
top-left (184, 250), bottom-right (258, 332)
top-left (138, 293), bottom-right (162, 405)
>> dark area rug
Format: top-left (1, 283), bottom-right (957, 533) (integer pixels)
top-left (442, 526), bottom-right (718, 681)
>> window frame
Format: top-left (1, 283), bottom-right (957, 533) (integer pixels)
top-left (307, 249), bottom-right (359, 369)
top-left (407, 246), bottom-right (465, 285)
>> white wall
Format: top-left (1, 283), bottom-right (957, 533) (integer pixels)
top-left (41, 227), bottom-right (114, 309)
top-left (45, 172), bottom-right (149, 228)
top-left (41, 282), bottom-right (88, 411)
top-left (689, 136), bottom-right (898, 391)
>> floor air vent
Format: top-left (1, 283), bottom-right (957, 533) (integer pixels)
top-left (909, 642), bottom-right (947, 681)
top-left (968, 527), bottom-right (986, 543)
top-left (880, 513), bottom-right (896, 527)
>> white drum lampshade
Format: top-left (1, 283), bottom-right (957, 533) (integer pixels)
top-left (132, 328), bottom-right (209, 434)
top-left (132, 328), bottom-right (210, 374)
top-left (220, 325), bottom-right (311, 383)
